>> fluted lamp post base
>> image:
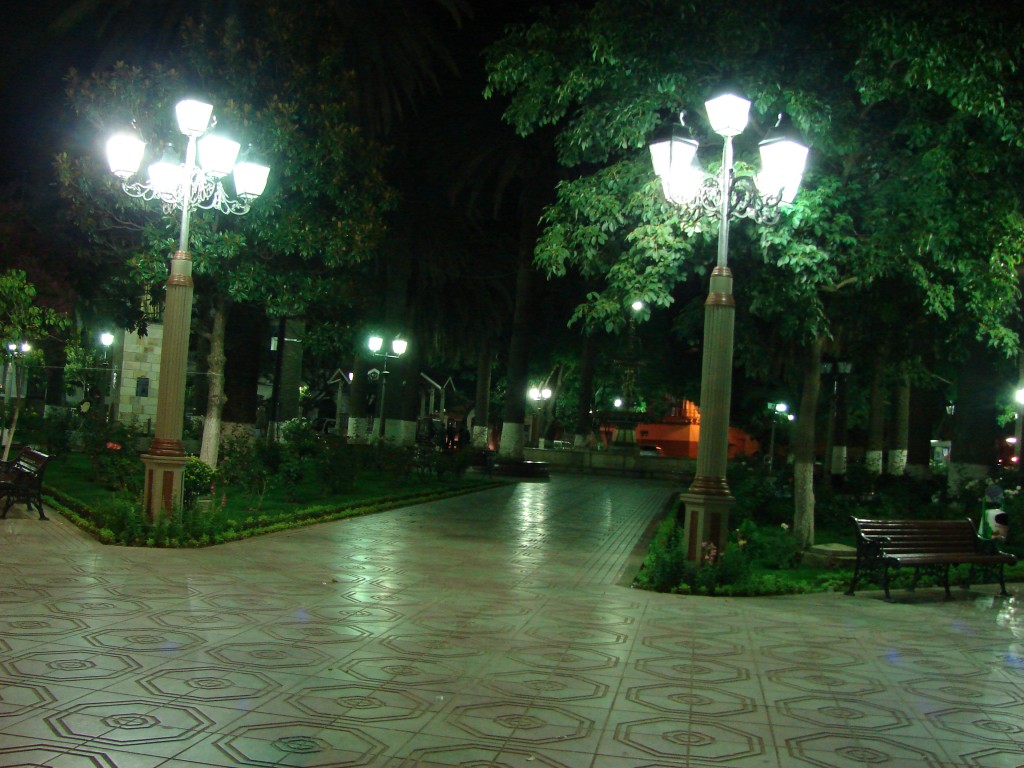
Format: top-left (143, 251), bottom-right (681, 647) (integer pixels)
top-left (142, 450), bottom-right (188, 520)
top-left (678, 491), bottom-right (734, 562)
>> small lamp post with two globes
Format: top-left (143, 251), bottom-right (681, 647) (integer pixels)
top-left (368, 336), bottom-right (408, 442)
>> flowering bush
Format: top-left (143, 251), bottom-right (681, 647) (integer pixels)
top-left (79, 419), bottom-right (143, 492)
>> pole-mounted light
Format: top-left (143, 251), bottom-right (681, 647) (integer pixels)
top-left (105, 98), bottom-right (270, 519)
top-left (368, 335), bottom-right (408, 441)
top-left (106, 99), bottom-right (270, 216)
top-left (649, 88), bottom-right (810, 558)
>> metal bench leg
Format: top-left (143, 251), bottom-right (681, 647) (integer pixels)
top-left (882, 566), bottom-right (894, 602)
top-left (845, 559), bottom-right (861, 596)
top-left (997, 565), bottom-right (1010, 597)
top-left (942, 565), bottom-right (952, 599)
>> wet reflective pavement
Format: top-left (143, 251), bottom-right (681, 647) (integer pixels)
top-left (1, 474), bottom-right (1023, 767)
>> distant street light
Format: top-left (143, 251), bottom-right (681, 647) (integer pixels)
top-left (1015, 387), bottom-right (1024, 466)
top-left (100, 332), bottom-right (117, 422)
top-left (2, 341), bottom-right (31, 461)
top-left (768, 402), bottom-right (790, 475)
top-left (650, 92), bottom-right (808, 558)
top-left (368, 336), bottom-right (408, 441)
top-left (106, 98), bottom-right (270, 519)
top-left (529, 385), bottom-right (552, 447)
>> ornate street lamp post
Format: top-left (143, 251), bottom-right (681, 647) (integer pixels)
top-left (368, 336), bottom-right (408, 441)
top-left (106, 99), bottom-right (270, 519)
top-left (650, 92), bottom-right (808, 559)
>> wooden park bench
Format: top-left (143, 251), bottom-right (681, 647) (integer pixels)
top-left (846, 516), bottom-right (1016, 601)
top-left (0, 447), bottom-right (51, 520)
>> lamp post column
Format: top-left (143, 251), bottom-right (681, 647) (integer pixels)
top-left (141, 136), bottom-right (197, 520)
top-left (376, 356), bottom-right (390, 441)
top-left (680, 137), bottom-right (735, 559)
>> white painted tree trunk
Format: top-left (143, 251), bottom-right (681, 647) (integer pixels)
top-left (498, 421), bottom-right (526, 460)
top-left (388, 419), bottom-right (417, 446)
top-left (864, 450), bottom-right (883, 475)
top-left (887, 449), bottom-right (907, 476)
top-left (791, 337), bottom-right (823, 550)
top-left (347, 415), bottom-right (371, 444)
top-left (199, 301), bottom-right (228, 468)
top-left (472, 425), bottom-right (489, 449)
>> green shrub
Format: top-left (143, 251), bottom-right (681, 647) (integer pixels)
top-left (735, 520), bottom-right (802, 569)
top-left (279, 455), bottom-right (306, 500)
top-left (183, 456), bottom-right (216, 510)
top-left (436, 449), bottom-right (472, 480)
top-left (219, 432), bottom-right (277, 501)
top-left (633, 512), bottom-right (688, 592)
top-left (41, 407), bottom-right (76, 455)
top-left (280, 417), bottom-right (322, 457)
top-left (316, 438), bottom-right (359, 493)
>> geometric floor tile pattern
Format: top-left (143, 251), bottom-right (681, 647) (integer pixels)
top-left (1, 474), bottom-right (1022, 767)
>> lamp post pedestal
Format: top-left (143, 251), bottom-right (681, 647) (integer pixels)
top-left (142, 249), bottom-right (193, 520)
top-left (678, 491), bottom-right (734, 561)
top-left (142, 453), bottom-right (189, 518)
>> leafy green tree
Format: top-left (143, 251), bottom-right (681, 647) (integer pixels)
top-left (56, 7), bottom-right (394, 465)
top-left (485, 0), bottom-right (1024, 545)
top-left (0, 269), bottom-right (69, 457)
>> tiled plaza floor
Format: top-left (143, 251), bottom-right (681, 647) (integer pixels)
top-left (1, 474), bottom-right (1023, 767)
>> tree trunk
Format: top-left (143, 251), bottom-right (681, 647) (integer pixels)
top-left (831, 368), bottom-right (851, 479)
top-left (887, 374), bottom-right (910, 475)
top-left (277, 318), bottom-right (305, 423)
top-left (574, 333), bottom-right (598, 448)
top-left (950, 341), bottom-right (1000, 492)
top-left (865, 356), bottom-right (886, 474)
top-left (393, 332), bottom-right (421, 445)
top-left (347, 352), bottom-right (371, 443)
top-left (822, 374), bottom-right (836, 476)
top-left (906, 384), bottom-right (941, 479)
top-left (222, 302), bottom-right (263, 425)
top-left (793, 337), bottom-right (823, 549)
top-left (199, 298), bottom-right (229, 468)
top-left (498, 225), bottom-right (537, 461)
top-left (472, 343), bottom-right (493, 448)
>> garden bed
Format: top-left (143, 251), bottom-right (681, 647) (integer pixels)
top-left (42, 444), bottom-right (504, 548)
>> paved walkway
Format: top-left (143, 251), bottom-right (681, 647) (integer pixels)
top-left (1, 475), bottom-right (1023, 767)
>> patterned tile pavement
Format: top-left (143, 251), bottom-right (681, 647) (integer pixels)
top-left (1, 474), bottom-right (1023, 767)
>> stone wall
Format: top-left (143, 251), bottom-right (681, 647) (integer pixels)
top-left (117, 325), bottom-right (162, 428)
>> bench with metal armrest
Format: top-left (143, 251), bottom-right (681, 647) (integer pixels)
top-left (0, 447), bottom-right (51, 520)
top-left (846, 516), bottom-right (1015, 601)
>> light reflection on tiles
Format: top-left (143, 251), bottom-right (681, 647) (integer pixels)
top-left (1, 474), bottom-right (1022, 768)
